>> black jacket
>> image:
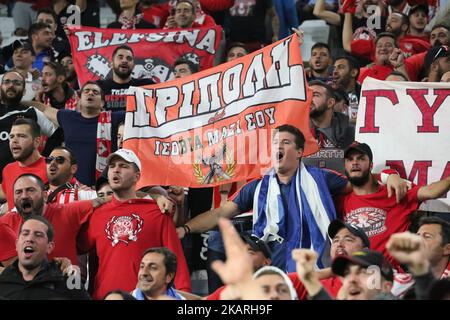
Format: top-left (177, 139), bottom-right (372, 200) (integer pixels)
top-left (312, 112), bottom-right (355, 149)
top-left (0, 261), bottom-right (90, 300)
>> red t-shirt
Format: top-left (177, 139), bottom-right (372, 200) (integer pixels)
top-left (0, 201), bottom-right (93, 266)
top-left (0, 222), bottom-right (17, 262)
top-left (2, 157), bottom-right (47, 210)
top-left (78, 196), bottom-right (191, 300)
top-left (400, 35), bottom-right (430, 55)
top-left (337, 185), bottom-right (421, 269)
top-left (358, 64), bottom-right (394, 83)
top-left (288, 272), bottom-right (342, 300)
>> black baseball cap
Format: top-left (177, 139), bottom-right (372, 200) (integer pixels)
top-left (332, 250), bottom-right (394, 282)
top-left (344, 141), bottom-right (373, 162)
top-left (12, 40), bottom-right (35, 56)
top-left (408, 4), bottom-right (429, 16)
top-left (241, 234), bottom-right (272, 259)
top-left (328, 219), bottom-right (371, 249)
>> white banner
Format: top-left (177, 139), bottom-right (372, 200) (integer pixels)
top-left (355, 77), bottom-right (450, 212)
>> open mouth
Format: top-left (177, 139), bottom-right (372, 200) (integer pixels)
top-left (49, 167), bottom-right (58, 175)
top-left (347, 287), bottom-right (362, 299)
top-left (11, 146), bottom-right (21, 153)
top-left (276, 151), bottom-right (284, 161)
top-left (111, 176), bottom-right (120, 184)
top-left (21, 200), bottom-right (33, 211)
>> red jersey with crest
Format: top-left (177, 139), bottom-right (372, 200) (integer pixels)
top-left (79, 196), bottom-right (191, 299)
top-left (337, 185), bottom-right (421, 269)
top-left (0, 201), bottom-right (93, 266)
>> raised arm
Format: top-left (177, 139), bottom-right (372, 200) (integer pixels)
top-left (176, 201), bottom-right (241, 238)
top-left (22, 100), bottom-right (59, 126)
top-left (417, 176), bottom-right (450, 202)
top-left (313, 0), bottom-right (341, 26)
top-left (342, 12), bottom-right (353, 53)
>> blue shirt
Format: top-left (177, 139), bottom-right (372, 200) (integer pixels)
top-left (57, 110), bottom-right (125, 186)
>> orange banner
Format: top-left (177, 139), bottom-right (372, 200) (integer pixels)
top-left (124, 35), bottom-right (318, 189)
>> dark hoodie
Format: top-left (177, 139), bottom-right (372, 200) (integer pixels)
top-left (0, 260), bottom-right (90, 300)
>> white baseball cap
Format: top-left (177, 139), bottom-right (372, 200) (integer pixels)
top-left (106, 149), bottom-right (141, 171)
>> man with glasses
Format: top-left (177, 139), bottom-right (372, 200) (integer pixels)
top-left (46, 146), bottom-right (97, 204)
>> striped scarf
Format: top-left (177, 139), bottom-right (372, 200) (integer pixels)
top-left (96, 111), bottom-right (112, 179)
top-left (253, 162), bottom-right (336, 272)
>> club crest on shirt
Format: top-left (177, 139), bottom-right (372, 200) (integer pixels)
top-left (345, 207), bottom-right (387, 236)
top-left (105, 214), bottom-right (144, 246)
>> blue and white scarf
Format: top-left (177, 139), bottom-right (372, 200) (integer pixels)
top-left (131, 286), bottom-right (185, 300)
top-left (252, 162), bottom-right (336, 271)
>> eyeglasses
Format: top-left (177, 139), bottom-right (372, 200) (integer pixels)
top-left (2, 79), bottom-right (24, 86)
top-left (433, 45), bottom-right (449, 61)
top-left (45, 156), bottom-right (67, 164)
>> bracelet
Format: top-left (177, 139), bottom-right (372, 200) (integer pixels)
top-left (183, 224), bottom-right (191, 235)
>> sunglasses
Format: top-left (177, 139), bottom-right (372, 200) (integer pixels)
top-left (45, 156), bottom-right (67, 165)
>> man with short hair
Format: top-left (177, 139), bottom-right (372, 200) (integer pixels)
top-left (25, 81), bottom-right (125, 187)
top-left (46, 146), bottom-right (98, 204)
top-left (0, 216), bottom-right (90, 300)
top-left (28, 22), bottom-right (56, 72)
top-left (391, 217), bottom-right (450, 298)
top-left (293, 248), bottom-right (396, 300)
top-left (35, 7), bottom-right (70, 59)
top-left (306, 43), bottom-right (332, 82)
top-left (78, 149), bottom-right (191, 299)
top-left (2, 40), bottom-right (40, 101)
top-left (58, 52), bottom-right (78, 90)
top-left (2, 118), bottom-right (47, 210)
top-left (338, 142), bottom-right (450, 270)
top-left (289, 219), bottom-right (370, 299)
top-left (0, 173), bottom-right (108, 267)
top-left (132, 247), bottom-right (184, 300)
top-left (330, 55), bottom-right (360, 125)
top-left (173, 58), bottom-right (198, 78)
top-left (387, 226), bottom-right (449, 300)
top-left (166, 0), bottom-right (197, 29)
top-left (97, 45), bottom-right (154, 112)
top-left (407, 5), bottom-right (429, 38)
top-left (38, 61), bottom-right (78, 111)
top-left (303, 81), bottom-right (354, 173)
top-left (0, 70), bottom-right (56, 178)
